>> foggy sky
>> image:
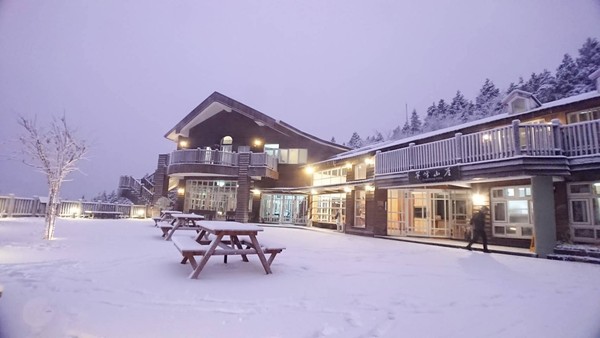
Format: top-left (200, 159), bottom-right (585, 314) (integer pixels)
top-left (1, 1), bottom-right (600, 199)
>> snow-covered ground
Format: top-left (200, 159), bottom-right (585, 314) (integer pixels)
top-left (1, 218), bottom-right (600, 338)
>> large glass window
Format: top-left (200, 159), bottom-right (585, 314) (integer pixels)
top-left (491, 186), bottom-right (532, 238)
top-left (310, 193), bottom-right (346, 224)
top-left (184, 180), bottom-right (237, 218)
top-left (313, 167), bottom-right (347, 186)
top-left (260, 194), bottom-right (307, 224)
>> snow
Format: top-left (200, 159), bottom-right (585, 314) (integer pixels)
top-left (1, 218), bottom-right (600, 338)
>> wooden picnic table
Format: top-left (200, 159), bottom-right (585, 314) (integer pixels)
top-left (162, 213), bottom-right (206, 240)
top-left (153, 210), bottom-right (183, 226)
top-left (172, 221), bottom-right (274, 279)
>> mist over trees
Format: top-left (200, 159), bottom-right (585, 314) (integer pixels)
top-left (345, 37), bottom-right (600, 149)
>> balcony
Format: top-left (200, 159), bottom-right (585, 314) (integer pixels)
top-left (167, 149), bottom-right (278, 179)
top-left (375, 119), bottom-right (600, 184)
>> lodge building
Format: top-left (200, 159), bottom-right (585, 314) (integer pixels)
top-left (119, 69), bottom-right (600, 257)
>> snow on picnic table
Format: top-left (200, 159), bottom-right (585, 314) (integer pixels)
top-left (1, 218), bottom-right (599, 338)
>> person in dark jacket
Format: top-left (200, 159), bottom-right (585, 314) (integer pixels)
top-left (465, 206), bottom-right (490, 252)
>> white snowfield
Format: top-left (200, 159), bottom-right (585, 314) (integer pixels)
top-left (1, 218), bottom-right (599, 338)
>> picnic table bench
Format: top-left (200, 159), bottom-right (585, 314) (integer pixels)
top-left (171, 221), bottom-right (285, 279)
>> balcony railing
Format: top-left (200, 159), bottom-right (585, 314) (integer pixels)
top-left (250, 153), bottom-right (278, 171)
top-left (376, 119), bottom-right (600, 176)
top-left (169, 149), bottom-right (238, 166)
top-left (168, 149), bottom-right (278, 171)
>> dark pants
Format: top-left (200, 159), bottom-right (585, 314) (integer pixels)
top-left (467, 229), bottom-right (489, 251)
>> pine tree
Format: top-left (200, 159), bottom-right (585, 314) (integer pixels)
top-left (330, 136), bottom-right (336, 143)
top-left (423, 102), bottom-right (439, 131)
top-left (555, 53), bottom-right (579, 99)
top-left (371, 131), bottom-right (384, 143)
top-left (400, 121), bottom-right (411, 136)
top-left (575, 37), bottom-right (600, 93)
top-left (474, 79), bottom-right (502, 118)
top-left (449, 91), bottom-right (473, 123)
top-left (347, 132), bottom-right (363, 149)
top-left (534, 70), bottom-right (557, 103)
top-left (409, 109), bottom-right (422, 135)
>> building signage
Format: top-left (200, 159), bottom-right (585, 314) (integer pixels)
top-left (408, 166), bottom-right (461, 184)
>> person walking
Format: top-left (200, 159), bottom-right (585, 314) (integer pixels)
top-left (465, 206), bottom-right (490, 252)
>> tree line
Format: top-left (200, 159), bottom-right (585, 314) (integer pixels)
top-left (342, 37), bottom-right (600, 149)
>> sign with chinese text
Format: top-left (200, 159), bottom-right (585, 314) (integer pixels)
top-left (408, 166), bottom-right (461, 184)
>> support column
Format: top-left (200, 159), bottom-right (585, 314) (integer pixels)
top-left (235, 152), bottom-right (251, 223)
top-left (531, 176), bottom-right (557, 258)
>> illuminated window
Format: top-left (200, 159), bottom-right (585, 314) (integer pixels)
top-left (491, 186), bottom-right (532, 238)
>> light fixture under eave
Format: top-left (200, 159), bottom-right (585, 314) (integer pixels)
top-left (364, 158), bottom-right (374, 165)
top-left (472, 193), bottom-right (486, 206)
top-left (253, 138), bottom-right (263, 147)
top-left (305, 166), bottom-right (315, 174)
top-left (311, 189), bottom-right (318, 195)
top-left (343, 187), bottom-right (352, 193)
top-left (251, 189), bottom-right (261, 196)
top-left (365, 185), bottom-right (375, 192)
top-left (345, 163), bottom-right (352, 169)
top-left (177, 188), bottom-right (185, 195)
top-left (179, 140), bottom-right (189, 148)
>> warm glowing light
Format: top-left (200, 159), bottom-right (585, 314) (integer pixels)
top-left (253, 139), bottom-right (262, 147)
top-left (472, 193), bottom-right (486, 206)
top-left (345, 163), bottom-right (352, 169)
top-left (136, 209), bottom-right (145, 217)
top-left (71, 207), bottom-right (81, 215)
top-left (305, 166), bottom-right (315, 174)
top-left (179, 140), bottom-right (189, 148)
top-left (365, 185), bottom-right (375, 192)
top-left (311, 189), bottom-right (318, 195)
top-left (343, 187), bottom-right (352, 193)
top-left (177, 188), bottom-right (185, 195)
top-left (251, 189), bottom-right (261, 196)
top-left (482, 134), bottom-right (491, 141)
top-left (364, 158), bottom-right (374, 165)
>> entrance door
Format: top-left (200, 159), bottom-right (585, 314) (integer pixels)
top-left (387, 189), bottom-right (408, 236)
top-left (451, 191), bottom-right (471, 239)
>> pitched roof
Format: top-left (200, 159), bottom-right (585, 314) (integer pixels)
top-left (164, 92), bottom-right (349, 151)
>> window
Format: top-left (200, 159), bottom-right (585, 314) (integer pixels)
top-left (491, 186), bottom-right (532, 238)
top-left (310, 193), bottom-right (345, 224)
top-left (220, 136), bottom-right (233, 152)
top-left (566, 109), bottom-right (600, 124)
top-left (354, 190), bottom-right (366, 228)
top-left (313, 167), bottom-right (348, 186)
top-left (567, 182), bottom-right (600, 243)
top-left (354, 163), bottom-right (367, 180)
top-left (184, 180), bottom-right (238, 217)
top-left (278, 148), bottom-right (307, 164)
top-left (264, 144), bottom-right (279, 158)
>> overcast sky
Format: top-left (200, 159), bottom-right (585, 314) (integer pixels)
top-left (1, 1), bottom-right (600, 200)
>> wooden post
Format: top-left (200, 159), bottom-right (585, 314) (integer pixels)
top-left (512, 120), bottom-right (522, 156)
top-left (455, 133), bottom-right (463, 163)
top-left (551, 118), bottom-right (563, 155)
top-left (408, 143), bottom-right (416, 169)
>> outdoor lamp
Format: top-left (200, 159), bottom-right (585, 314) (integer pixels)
top-left (177, 187), bottom-right (185, 195)
top-left (179, 140), bottom-right (189, 148)
top-left (305, 166), bottom-right (315, 174)
top-left (472, 193), bottom-right (486, 206)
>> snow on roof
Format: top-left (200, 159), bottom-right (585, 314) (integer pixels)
top-left (320, 91), bottom-right (600, 164)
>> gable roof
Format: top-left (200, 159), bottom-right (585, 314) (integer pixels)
top-left (165, 92), bottom-right (349, 151)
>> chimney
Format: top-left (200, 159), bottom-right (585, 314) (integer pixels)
top-left (589, 68), bottom-right (600, 93)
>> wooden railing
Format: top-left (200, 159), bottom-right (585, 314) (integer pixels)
top-left (376, 119), bottom-right (600, 176)
top-left (119, 176), bottom-right (153, 203)
top-left (250, 153), bottom-right (278, 171)
top-left (561, 120), bottom-right (600, 157)
top-left (169, 149), bottom-right (238, 166)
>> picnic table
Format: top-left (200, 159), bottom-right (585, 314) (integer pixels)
top-left (172, 221), bottom-right (284, 279)
top-left (153, 210), bottom-right (183, 226)
top-left (161, 213), bottom-right (206, 240)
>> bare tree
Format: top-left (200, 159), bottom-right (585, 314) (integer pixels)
top-left (18, 115), bottom-right (87, 240)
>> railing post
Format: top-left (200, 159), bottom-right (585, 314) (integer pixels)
top-left (551, 118), bottom-right (563, 155)
top-left (455, 133), bottom-right (463, 163)
top-left (408, 143), bottom-right (415, 169)
top-left (512, 120), bottom-right (522, 155)
top-left (7, 194), bottom-right (15, 217)
top-left (375, 150), bottom-right (381, 175)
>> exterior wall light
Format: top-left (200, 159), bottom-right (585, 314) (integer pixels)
top-left (364, 158), bottom-right (374, 165)
top-left (472, 192), bottom-right (486, 206)
top-left (253, 139), bottom-right (263, 147)
top-left (365, 185), bottom-right (375, 192)
top-left (305, 166), bottom-right (315, 174)
top-left (345, 163), bottom-right (352, 169)
top-left (311, 189), bottom-right (318, 195)
top-left (179, 140), bottom-right (189, 148)
top-left (343, 187), bottom-right (352, 193)
top-left (177, 187), bottom-right (185, 195)
top-left (251, 189), bottom-right (261, 196)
